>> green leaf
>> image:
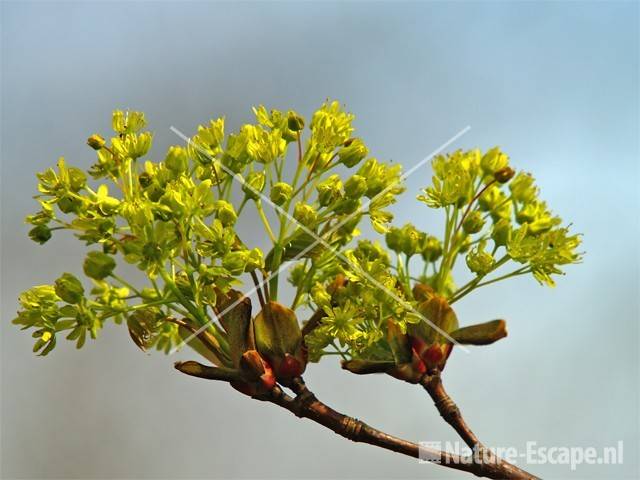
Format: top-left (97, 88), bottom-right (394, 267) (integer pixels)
top-left (341, 359), bottom-right (394, 375)
top-left (83, 251), bottom-right (116, 280)
top-left (254, 302), bottom-right (302, 361)
top-left (386, 319), bottom-right (411, 364)
top-left (174, 360), bottom-right (239, 382)
top-left (215, 289), bottom-right (254, 367)
top-left (409, 295), bottom-right (459, 344)
top-left (450, 319), bottom-right (507, 345)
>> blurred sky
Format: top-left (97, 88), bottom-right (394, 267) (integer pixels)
top-left (1, 1), bottom-right (638, 479)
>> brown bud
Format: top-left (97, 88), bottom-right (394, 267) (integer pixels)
top-left (277, 353), bottom-right (305, 379)
top-left (239, 350), bottom-right (276, 391)
top-left (287, 111), bottom-right (305, 132)
top-left (494, 166), bottom-right (515, 184)
top-left (87, 134), bottom-right (106, 150)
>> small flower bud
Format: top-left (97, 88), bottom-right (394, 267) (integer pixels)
top-left (270, 182), bottom-right (293, 206)
top-left (54, 273), bottom-right (84, 304)
top-left (420, 235), bottom-right (443, 262)
top-left (288, 263), bottom-right (307, 288)
top-left (466, 245), bottom-right (495, 275)
top-left (87, 134), bottom-right (106, 151)
top-left (293, 202), bottom-right (318, 226)
top-left (462, 211), bottom-right (485, 234)
top-left (344, 175), bottom-right (367, 199)
top-left (244, 248), bottom-right (264, 272)
top-left (399, 224), bottom-right (421, 257)
top-left (138, 172), bottom-right (153, 188)
top-left (338, 138), bottom-right (368, 168)
top-left (385, 226), bottom-right (403, 253)
top-left (316, 175), bottom-right (342, 207)
top-left (83, 251), bottom-right (116, 280)
top-left (102, 240), bottom-right (118, 255)
top-left (222, 251), bottom-right (248, 276)
top-left (494, 166), bottom-right (515, 184)
top-left (215, 200), bottom-right (237, 226)
top-left (28, 225), bottom-right (52, 244)
top-left (287, 111), bottom-right (305, 132)
top-left (164, 145), bottom-right (188, 173)
top-left (242, 171), bottom-right (266, 200)
top-left (57, 195), bottom-right (82, 214)
top-left (333, 198), bottom-right (360, 215)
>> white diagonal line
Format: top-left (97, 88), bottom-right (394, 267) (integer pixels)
top-left (294, 126), bottom-right (471, 255)
top-left (170, 125), bottom-right (469, 352)
top-left (169, 259), bottom-right (290, 354)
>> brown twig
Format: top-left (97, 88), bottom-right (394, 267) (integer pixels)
top-left (174, 361), bottom-right (539, 479)
top-left (421, 371), bottom-right (539, 479)
top-left (422, 372), bottom-right (482, 450)
top-left (264, 380), bottom-right (482, 477)
top-left (454, 179), bottom-right (496, 237)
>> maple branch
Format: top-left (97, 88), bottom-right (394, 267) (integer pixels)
top-left (175, 361), bottom-right (539, 479)
top-left (421, 371), bottom-right (539, 479)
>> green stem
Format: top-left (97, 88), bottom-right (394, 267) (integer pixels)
top-left (448, 256), bottom-right (517, 304)
top-left (438, 206), bottom-right (459, 293)
top-left (454, 179), bottom-right (496, 237)
top-left (159, 269), bottom-right (231, 355)
top-left (159, 269), bottom-right (204, 323)
top-left (330, 340), bottom-right (349, 361)
top-left (268, 245), bottom-right (283, 301)
top-left (403, 255), bottom-right (412, 297)
top-left (256, 201), bottom-right (276, 243)
top-left (474, 267), bottom-right (531, 289)
top-left (291, 260), bottom-right (316, 310)
top-left (236, 196), bottom-right (249, 216)
top-left (109, 273), bottom-right (142, 296)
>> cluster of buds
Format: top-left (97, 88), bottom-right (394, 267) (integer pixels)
top-left (385, 223), bottom-right (444, 262)
top-left (175, 291), bottom-right (307, 396)
top-left (342, 283), bottom-right (507, 383)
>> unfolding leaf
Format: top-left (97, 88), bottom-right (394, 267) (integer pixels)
top-left (341, 359), bottom-right (394, 375)
top-left (408, 294), bottom-right (458, 344)
top-left (174, 360), bottom-right (239, 382)
top-left (253, 302), bottom-right (302, 360)
top-left (215, 289), bottom-right (253, 366)
top-left (386, 319), bottom-right (411, 364)
top-left (177, 326), bottom-right (227, 367)
top-left (450, 319), bottom-right (507, 345)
